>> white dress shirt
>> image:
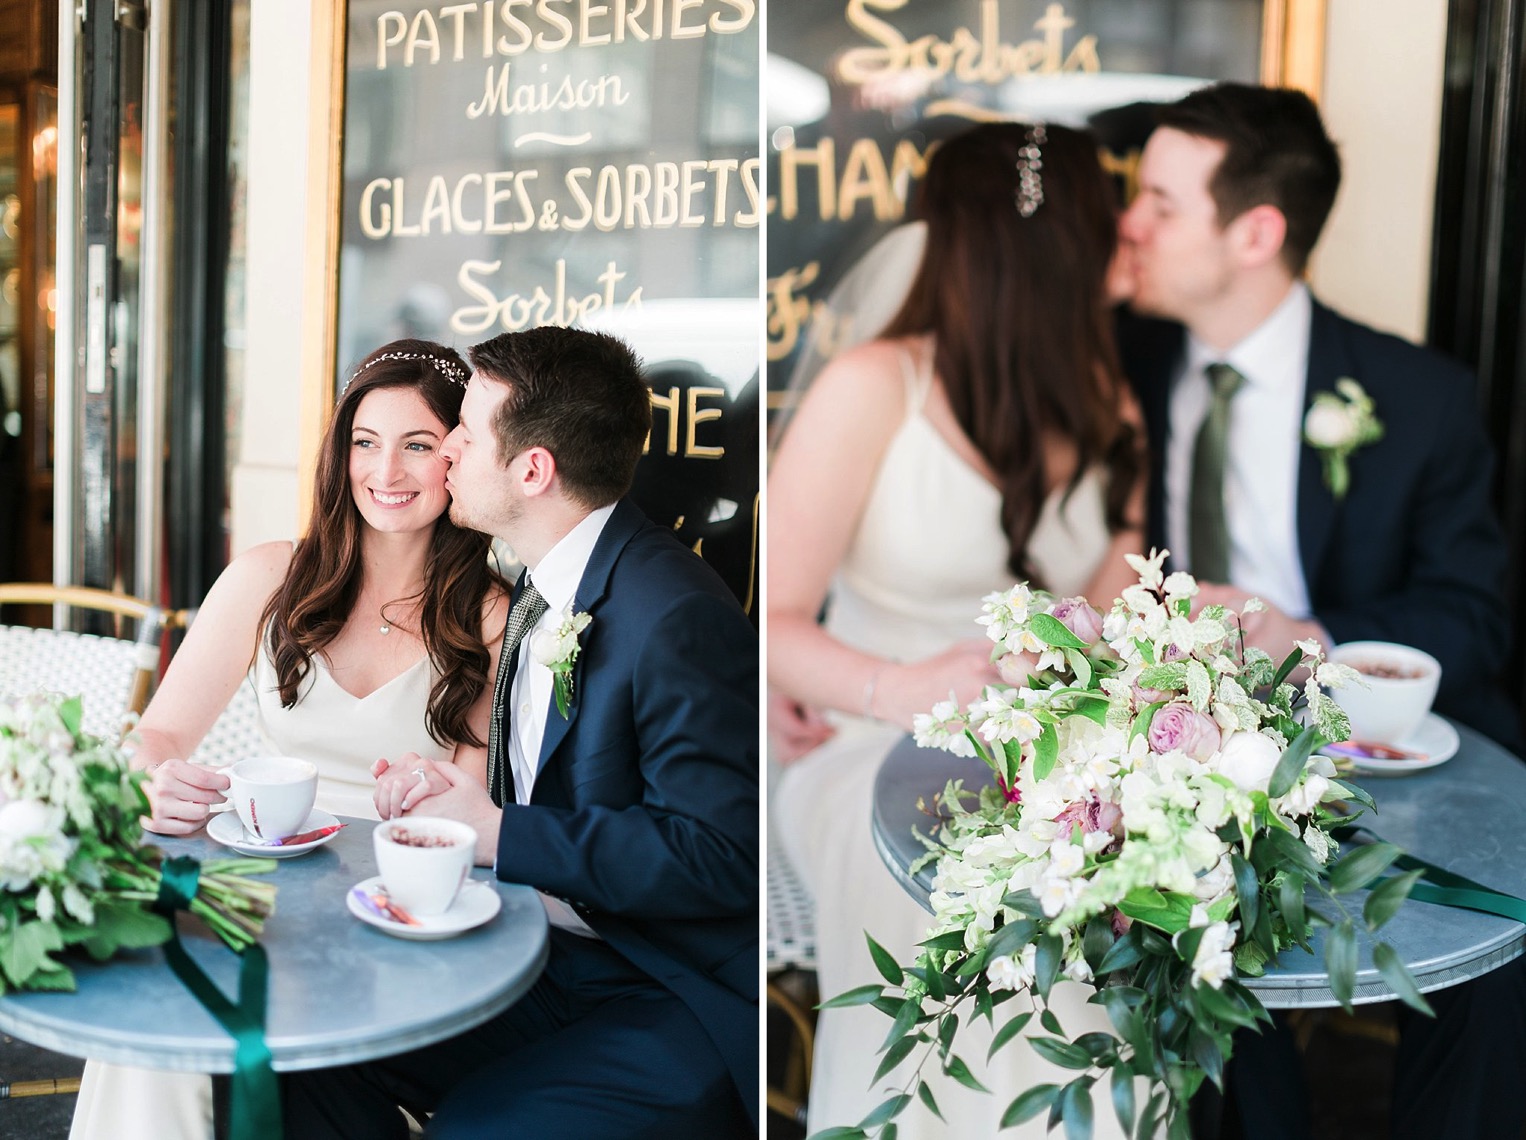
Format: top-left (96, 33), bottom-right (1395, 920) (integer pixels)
top-left (1164, 282), bottom-right (1314, 618)
top-left (508, 502), bottom-right (615, 936)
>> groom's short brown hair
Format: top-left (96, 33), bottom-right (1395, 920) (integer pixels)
top-left (468, 326), bottom-right (652, 509)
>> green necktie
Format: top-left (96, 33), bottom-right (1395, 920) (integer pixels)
top-left (1188, 362), bottom-right (1246, 581)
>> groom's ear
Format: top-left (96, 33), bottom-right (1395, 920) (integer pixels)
top-left (516, 446), bottom-right (559, 498)
top-left (1226, 203), bottom-right (1288, 272)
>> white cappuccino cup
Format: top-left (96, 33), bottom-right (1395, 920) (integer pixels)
top-left (373, 817), bottom-right (477, 917)
top-left (225, 757), bottom-right (318, 842)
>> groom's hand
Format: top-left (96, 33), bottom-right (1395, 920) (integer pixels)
top-left (408, 761), bottom-right (503, 866)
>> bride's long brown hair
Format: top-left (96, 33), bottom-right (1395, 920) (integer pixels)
top-left (258, 339), bottom-right (504, 748)
top-left (881, 122), bottom-right (1142, 585)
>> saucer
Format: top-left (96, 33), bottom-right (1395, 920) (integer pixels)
top-left (346, 875), bottom-right (501, 941)
top-left (207, 809), bottom-right (342, 858)
top-left (1344, 713), bottom-right (1460, 776)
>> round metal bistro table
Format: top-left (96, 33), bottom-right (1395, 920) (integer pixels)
top-left (0, 818), bottom-right (549, 1072)
top-left (871, 721), bottom-right (1526, 1009)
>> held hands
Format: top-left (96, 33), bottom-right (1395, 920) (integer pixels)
top-left (141, 760), bottom-right (230, 836)
top-left (872, 638), bottom-right (1001, 731)
top-left (372, 756), bottom-right (501, 866)
top-left (370, 754), bottom-right (454, 821)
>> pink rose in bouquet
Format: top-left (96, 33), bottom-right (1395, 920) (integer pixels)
top-left (1147, 703), bottom-right (1222, 762)
top-left (1049, 597), bottom-right (1105, 645)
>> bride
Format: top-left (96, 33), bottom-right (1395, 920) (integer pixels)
top-left (769, 121), bottom-right (1146, 1136)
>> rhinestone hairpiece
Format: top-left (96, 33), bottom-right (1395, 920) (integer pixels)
top-left (1015, 122), bottom-right (1048, 218)
top-left (342, 351), bottom-right (468, 395)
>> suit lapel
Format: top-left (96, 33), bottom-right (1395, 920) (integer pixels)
top-left (532, 499), bottom-right (648, 785)
top-left (1296, 299), bottom-right (1348, 591)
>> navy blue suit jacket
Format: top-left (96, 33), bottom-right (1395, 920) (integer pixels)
top-left (491, 498), bottom-right (759, 1123)
top-left (1120, 298), bottom-right (1522, 751)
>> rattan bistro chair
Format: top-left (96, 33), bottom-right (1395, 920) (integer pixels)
top-left (0, 584), bottom-right (178, 732)
top-left (767, 832), bottom-right (818, 1130)
top-left (0, 584), bottom-right (181, 1100)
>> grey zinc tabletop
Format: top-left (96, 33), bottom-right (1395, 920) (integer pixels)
top-left (0, 819), bottom-right (548, 1071)
top-left (871, 720), bottom-right (1526, 1009)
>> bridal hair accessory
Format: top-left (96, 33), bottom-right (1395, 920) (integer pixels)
top-left (343, 351), bottom-right (468, 395)
top-left (1015, 122), bottom-right (1048, 218)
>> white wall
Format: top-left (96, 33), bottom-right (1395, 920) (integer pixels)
top-left (230, 0), bottom-right (314, 555)
top-left (1310, 1), bottom-right (1448, 341)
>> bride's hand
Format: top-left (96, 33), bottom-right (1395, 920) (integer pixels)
top-left (874, 639), bottom-right (1001, 730)
top-left (372, 753), bottom-right (449, 820)
top-left (141, 760), bottom-right (230, 836)
top-left (769, 691), bottom-right (836, 765)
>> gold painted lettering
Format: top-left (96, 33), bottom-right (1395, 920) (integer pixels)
top-left (484, 172), bottom-right (519, 234)
top-left (360, 178), bottom-right (392, 238)
top-left (406, 9), bottom-right (442, 66)
top-left (653, 162), bottom-right (681, 226)
top-left (710, 0), bottom-right (754, 32)
top-left (778, 138), bottom-right (835, 222)
top-left (377, 13), bottom-right (407, 69)
top-left (737, 157), bottom-right (760, 225)
top-left (838, 137), bottom-right (897, 221)
top-left (580, 0), bottom-right (612, 45)
top-left (420, 176), bottom-right (452, 233)
top-left (671, 0), bottom-right (705, 38)
top-left (680, 160), bottom-right (708, 227)
top-left (498, 0), bottom-right (534, 53)
top-left (451, 172), bottom-right (483, 232)
top-left (685, 386), bottom-right (726, 458)
top-left (563, 167), bottom-right (594, 230)
top-left (439, 3), bottom-right (476, 59)
top-left (624, 164), bottom-right (653, 227)
top-left (766, 262), bottom-right (819, 362)
top-left (535, 0), bottom-right (573, 50)
top-left (647, 386), bottom-right (681, 455)
top-left (391, 179), bottom-right (420, 236)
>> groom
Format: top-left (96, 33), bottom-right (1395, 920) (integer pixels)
top-left (1117, 82), bottom-right (1526, 1140)
top-left (282, 326), bottom-right (759, 1137)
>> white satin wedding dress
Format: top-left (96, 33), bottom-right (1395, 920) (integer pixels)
top-left (69, 640), bottom-right (443, 1140)
top-left (775, 337), bottom-right (1130, 1139)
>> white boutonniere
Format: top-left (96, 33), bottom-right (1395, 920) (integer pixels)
top-left (1302, 377), bottom-right (1383, 500)
top-left (530, 607), bottom-right (592, 718)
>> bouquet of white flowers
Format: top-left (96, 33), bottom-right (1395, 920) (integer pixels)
top-left (824, 552), bottom-right (1428, 1140)
top-left (0, 692), bottom-right (276, 993)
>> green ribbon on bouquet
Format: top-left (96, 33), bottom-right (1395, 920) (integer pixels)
top-left (1333, 825), bottom-right (1526, 924)
top-left (154, 856), bottom-right (282, 1140)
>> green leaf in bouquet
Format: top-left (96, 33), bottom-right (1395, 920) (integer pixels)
top-left (1097, 932), bottom-right (1146, 976)
top-left (872, 1035), bottom-right (919, 1083)
top-left (57, 695), bottom-right (84, 735)
top-left (1191, 978), bottom-right (1260, 1030)
top-left (1185, 661), bottom-right (1211, 709)
top-left (1094, 984), bottom-right (1144, 1041)
top-left (1270, 646), bottom-right (1303, 692)
top-left (1268, 727), bottom-right (1323, 799)
top-left (1135, 1091), bottom-right (1165, 1140)
top-left (1231, 852), bottom-right (1259, 934)
top-left (937, 1011), bottom-right (959, 1057)
top-left (882, 1125), bottom-right (898, 1140)
top-left (917, 1079), bottom-right (944, 1121)
top-left (1034, 724), bottom-right (1059, 782)
top-left (988, 1010), bottom-right (1034, 1059)
top-left (1069, 693), bottom-right (1111, 728)
top-left (1031, 612), bottom-right (1092, 650)
top-left (1364, 868), bottom-right (1424, 931)
top-left (1034, 933), bottom-right (1064, 998)
top-left (860, 1092), bottom-right (912, 1128)
top-left (1232, 940), bottom-right (1269, 976)
top-left (809, 1127), bottom-right (868, 1139)
top-left (817, 983), bottom-right (886, 1010)
top-left (1001, 889), bottom-right (1046, 919)
top-left (1001, 1083), bottom-right (1060, 1127)
top-left (22, 961), bottom-right (77, 992)
top-left (1117, 888), bottom-right (1195, 935)
top-left (882, 995), bottom-right (924, 1051)
top-left (1309, 692), bottom-right (1352, 745)
top-left (1189, 1028), bottom-right (1225, 1089)
top-left (1138, 662), bottom-right (1188, 692)
top-left (1082, 916), bottom-right (1114, 974)
top-left (867, 933), bottom-right (904, 985)
top-left (1030, 1036), bottom-right (1094, 1070)
top-left (872, 995), bottom-right (904, 1018)
top-left (1264, 826), bottom-right (1323, 877)
top-left (1325, 919), bottom-right (1358, 1011)
top-left (919, 929), bottom-right (970, 952)
top-left (1111, 1064), bottom-right (1137, 1136)
top-left (1373, 942), bottom-right (1434, 1016)
top-left (974, 986), bottom-right (995, 1023)
top-left (81, 897), bottom-right (173, 957)
top-left (985, 915), bottom-right (1039, 963)
top-left (944, 1052), bottom-right (989, 1092)
top-left (1278, 872), bottom-right (1309, 945)
top-left (1065, 648), bottom-right (1094, 689)
top-left (1129, 701), bottom-right (1167, 743)
top-left (1328, 779), bottom-right (1376, 814)
top-left (0, 918), bottom-right (64, 989)
top-left (1328, 840), bottom-right (1401, 895)
top-left (1076, 1032), bottom-right (1119, 1062)
top-left (1062, 1076), bottom-right (1095, 1140)
top-left (1040, 1007), bottom-right (1064, 1035)
top-left (1137, 925), bottom-right (1174, 957)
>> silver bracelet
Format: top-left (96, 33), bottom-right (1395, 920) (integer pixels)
top-left (862, 667), bottom-right (884, 720)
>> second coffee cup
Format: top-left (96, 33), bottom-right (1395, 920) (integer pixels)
top-left (226, 756), bottom-right (318, 841)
